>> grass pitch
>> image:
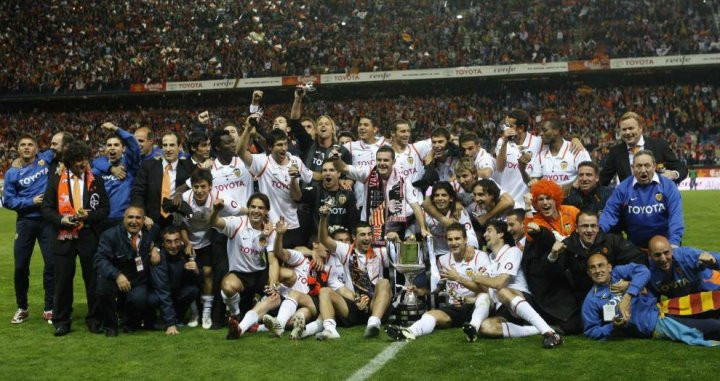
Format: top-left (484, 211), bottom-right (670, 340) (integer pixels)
top-left (1, 191), bottom-right (718, 380)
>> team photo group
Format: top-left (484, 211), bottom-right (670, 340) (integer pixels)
top-left (5, 87), bottom-right (720, 349)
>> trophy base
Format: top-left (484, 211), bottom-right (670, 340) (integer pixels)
top-left (390, 301), bottom-right (427, 327)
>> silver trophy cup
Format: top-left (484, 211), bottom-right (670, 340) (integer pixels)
top-left (393, 241), bottom-right (426, 325)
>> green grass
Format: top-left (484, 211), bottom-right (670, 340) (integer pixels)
top-left (1, 191), bottom-right (718, 380)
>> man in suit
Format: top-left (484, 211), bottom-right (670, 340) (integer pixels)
top-left (42, 141), bottom-right (109, 336)
top-left (131, 131), bottom-right (194, 229)
top-left (95, 205), bottom-right (156, 336)
top-left (600, 112), bottom-right (687, 185)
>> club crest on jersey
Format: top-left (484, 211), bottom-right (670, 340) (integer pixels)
top-left (465, 268), bottom-right (474, 277)
top-left (38, 159), bottom-right (45, 166)
top-left (337, 194), bottom-right (347, 206)
top-left (564, 223), bottom-right (572, 231)
top-left (655, 193), bottom-right (663, 202)
top-left (560, 161), bottom-right (568, 170)
top-left (407, 156), bottom-right (414, 164)
top-left (234, 168), bottom-right (242, 177)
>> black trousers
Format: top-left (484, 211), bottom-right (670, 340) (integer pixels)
top-left (14, 217), bottom-right (53, 311)
top-left (52, 242), bottom-right (99, 330)
top-left (96, 277), bottom-right (148, 329)
top-left (211, 230), bottom-right (230, 326)
top-left (148, 285), bottom-right (199, 325)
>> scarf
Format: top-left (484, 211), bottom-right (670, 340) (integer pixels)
top-left (366, 166), bottom-right (385, 246)
top-left (57, 166), bottom-right (96, 240)
top-left (349, 243), bottom-right (376, 299)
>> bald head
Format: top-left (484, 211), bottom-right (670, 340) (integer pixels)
top-left (586, 253), bottom-right (612, 285)
top-left (648, 235), bottom-right (673, 272)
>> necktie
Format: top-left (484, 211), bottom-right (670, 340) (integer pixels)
top-left (161, 164), bottom-right (171, 217)
top-left (72, 175), bottom-right (83, 209)
top-left (131, 235), bottom-right (138, 253)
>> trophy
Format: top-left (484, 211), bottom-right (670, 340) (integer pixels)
top-left (393, 241), bottom-right (427, 326)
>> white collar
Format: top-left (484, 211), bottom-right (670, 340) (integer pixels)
top-left (627, 135), bottom-right (645, 150)
top-left (632, 172), bottom-right (660, 186)
top-left (162, 159), bottom-right (178, 170)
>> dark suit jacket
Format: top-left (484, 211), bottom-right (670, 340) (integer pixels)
top-left (42, 170), bottom-right (110, 255)
top-left (95, 224), bottom-right (157, 283)
top-left (131, 158), bottom-right (194, 225)
top-left (600, 136), bottom-right (687, 185)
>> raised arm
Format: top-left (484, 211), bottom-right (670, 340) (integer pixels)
top-left (236, 116), bottom-right (257, 168)
top-left (318, 204), bottom-right (337, 253)
top-left (209, 198), bottom-right (226, 230)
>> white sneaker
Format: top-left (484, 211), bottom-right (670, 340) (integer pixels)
top-left (364, 324), bottom-right (380, 338)
top-left (315, 328), bottom-right (341, 341)
top-left (289, 314), bottom-right (305, 340)
top-left (262, 315), bottom-right (283, 337)
top-left (11, 309), bottom-right (28, 324)
top-left (385, 325), bottom-right (415, 341)
top-left (187, 304), bottom-right (199, 327)
top-left (201, 315), bottom-right (212, 330)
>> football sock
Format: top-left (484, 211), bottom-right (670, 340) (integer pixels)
top-left (367, 316), bottom-right (381, 328)
top-left (276, 298), bottom-right (298, 328)
top-left (408, 314), bottom-right (436, 337)
top-left (510, 296), bottom-right (552, 334)
top-left (201, 294), bottom-right (214, 317)
top-left (239, 311), bottom-right (259, 333)
top-left (220, 291), bottom-right (240, 317)
top-left (502, 322), bottom-right (541, 338)
top-left (470, 293), bottom-right (491, 330)
top-left (323, 319), bottom-right (338, 334)
top-left (303, 320), bottom-right (323, 338)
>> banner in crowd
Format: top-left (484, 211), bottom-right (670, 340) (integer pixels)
top-left (679, 177), bottom-right (720, 190)
top-left (129, 53), bottom-right (720, 92)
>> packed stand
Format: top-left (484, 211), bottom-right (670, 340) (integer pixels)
top-left (2, 0), bottom-right (720, 94)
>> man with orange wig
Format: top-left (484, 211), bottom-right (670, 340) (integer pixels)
top-left (523, 179), bottom-right (580, 241)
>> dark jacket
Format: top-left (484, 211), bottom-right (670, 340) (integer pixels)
top-left (42, 169), bottom-right (109, 255)
top-left (150, 249), bottom-right (200, 325)
top-left (131, 158), bottom-right (194, 225)
top-left (522, 227), bottom-right (580, 322)
top-left (563, 185), bottom-right (613, 215)
top-left (94, 224), bottom-right (157, 283)
top-left (560, 231), bottom-right (646, 301)
top-left (600, 136), bottom-right (687, 185)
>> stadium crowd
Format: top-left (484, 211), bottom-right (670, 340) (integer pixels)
top-left (2, 80), bottom-right (719, 175)
top-left (2, 0), bottom-right (720, 94)
top-left (4, 87), bottom-right (720, 348)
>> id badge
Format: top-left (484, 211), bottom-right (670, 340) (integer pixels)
top-left (602, 304), bottom-right (615, 322)
top-left (135, 256), bottom-right (144, 272)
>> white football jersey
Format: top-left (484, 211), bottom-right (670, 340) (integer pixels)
top-left (494, 133), bottom-right (542, 208)
top-left (486, 244), bottom-right (528, 294)
top-left (438, 249), bottom-right (490, 304)
top-left (333, 241), bottom-right (388, 292)
top-left (277, 249), bottom-right (311, 296)
top-left (529, 139), bottom-right (592, 186)
top-left (182, 190), bottom-right (216, 249)
top-left (474, 148), bottom-right (496, 176)
top-left (393, 139), bottom-right (431, 183)
top-left (409, 210), bottom-right (478, 257)
top-left (221, 216), bottom-right (275, 273)
top-left (344, 137), bottom-right (390, 209)
top-left (323, 254), bottom-right (347, 291)
top-left (249, 153), bottom-right (313, 229)
top-left (346, 165), bottom-right (422, 222)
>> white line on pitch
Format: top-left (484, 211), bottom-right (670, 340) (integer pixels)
top-left (346, 341), bottom-right (408, 381)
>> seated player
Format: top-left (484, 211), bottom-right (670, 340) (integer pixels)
top-left (385, 223), bottom-right (489, 341)
top-left (467, 219), bottom-right (565, 348)
top-left (289, 230), bottom-right (354, 340)
top-left (315, 205), bottom-right (393, 339)
top-left (582, 254), bottom-right (720, 345)
top-left (259, 217), bottom-right (320, 338)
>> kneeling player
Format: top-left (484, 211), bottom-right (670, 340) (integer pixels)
top-left (466, 219), bottom-right (564, 348)
top-left (210, 194), bottom-right (274, 334)
top-left (315, 205), bottom-right (393, 339)
top-left (386, 223), bottom-right (489, 341)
